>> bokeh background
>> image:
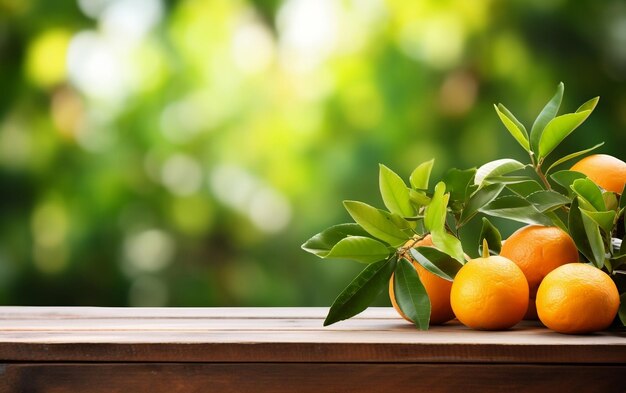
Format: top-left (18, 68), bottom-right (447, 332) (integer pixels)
top-left (1, 0), bottom-right (626, 307)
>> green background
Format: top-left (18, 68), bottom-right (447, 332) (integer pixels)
top-left (1, 0), bottom-right (625, 306)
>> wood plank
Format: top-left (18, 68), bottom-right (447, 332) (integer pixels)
top-left (2, 363), bottom-right (625, 393)
top-left (0, 307), bottom-right (397, 320)
top-left (0, 307), bottom-right (624, 364)
top-left (1, 324), bottom-right (625, 345)
top-left (0, 316), bottom-right (557, 332)
top-left (0, 316), bottom-right (425, 331)
top-left (0, 307), bottom-right (623, 346)
top-left (1, 339), bottom-right (625, 364)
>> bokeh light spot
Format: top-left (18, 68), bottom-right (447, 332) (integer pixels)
top-left (100, 0), bottom-right (163, 46)
top-left (232, 12), bottom-right (275, 75)
top-left (169, 195), bottom-right (214, 236)
top-left (123, 229), bottom-right (175, 274)
top-left (161, 154), bottom-right (203, 196)
top-left (399, 14), bottom-right (465, 69)
top-left (31, 199), bottom-right (70, 274)
top-left (25, 29), bottom-right (71, 88)
top-left (77, 0), bottom-right (113, 19)
top-left (0, 117), bottom-right (31, 170)
top-left (67, 31), bottom-right (128, 102)
top-left (51, 87), bottom-right (85, 139)
top-left (248, 187), bottom-right (292, 234)
top-left (31, 200), bottom-right (68, 249)
top-left (75, 109), bottom-right (117, 152)
top-left (210, 165), bottom-right (292, 233)
top-left (160, 92), bottom-right (215, 143)
top-left (438, 70), bottom-right (478, 117)
top-left (277, 0), bottom-right (339, 74)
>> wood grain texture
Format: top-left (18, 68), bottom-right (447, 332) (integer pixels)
top-left (0, 307), bottom-right (624, 363)
top-left (2, 363), bottom-right (626, 393)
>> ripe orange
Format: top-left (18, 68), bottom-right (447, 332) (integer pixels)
top-left (450, 253), bottom-right (528, 330)
top-left (500, 225), bottom-right (579, 315)
top-left (571, 154), bottom-right (626, 194)
top-left (536, 263), bottom-right (620, 334)
top-left (389, 235), bottom-right (455, 325)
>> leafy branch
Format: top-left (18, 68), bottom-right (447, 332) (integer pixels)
top-left (303, 82), bottom-right (626, 329)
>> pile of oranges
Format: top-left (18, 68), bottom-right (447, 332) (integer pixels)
top-left (390, 154), bottom-right (625, 334)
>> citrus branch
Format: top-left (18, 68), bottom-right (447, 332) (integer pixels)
top-left (398, 234), bottom-right (426, 256)
top-left (534, 159), bottom-right (552, 191)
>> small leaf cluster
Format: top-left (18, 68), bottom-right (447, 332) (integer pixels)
top-left (303, 82), bottom-right (626, 329)
top-left (302, 161), bottom-right (464, 329)
top-left (494, 83), bottom-right (626, 325)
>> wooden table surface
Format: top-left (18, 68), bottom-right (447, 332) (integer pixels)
top-left (1, 307), bottom-right (625, 392)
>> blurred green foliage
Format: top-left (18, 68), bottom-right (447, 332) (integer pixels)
top-left (0, 0), bottom-right (625, 306)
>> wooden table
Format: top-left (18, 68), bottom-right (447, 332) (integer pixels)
top-left (0, 307), bottom-right (625, 392)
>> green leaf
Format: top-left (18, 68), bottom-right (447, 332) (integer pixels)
top-left (379, 164), bottom-right (414, 217)
top-left (568, 198), bottom-right (597, 265)
top-left (494, 104), bottom-right (530, 152)
top-left (545, 142), bottom-right (605, 175)
top-left (458, 183), bottom-right (504, 226)
top-left (497, 104), bottom-right (529, 138)
top-left (551, 170), bottom-right (587, 196)
top-left (526, 190), bottom-right (571, 212)
top-left (326, 236), bottom-right (391, 264)
top-left (478, 217), bottom-right (502, 254)
top-left (571, 178), bottom-right (605, 211)
top-left (384, 210), bottom-right (414, 230)
top-left (620, 184), bottom-right (626, 210)
top-left (538, 110), bottom-right (593, 159)
top-left (324, 257), bottom-right (397, 326)
top-left (424, 182), bottom-right (448, 232)
top-left (579, 208), bottom-right (605, 268)
top-left (612, 253), bottom-right (626, 269)
top-left (604, 192), bottom-right (618, 212)
top-left (393, 257), bottom-right (431, 329)
top-left (479, 195), bottom-right (553, 226)
top-left (474, 159), bottom-right (525, 187)
top-left (579, 209), bottom-right (616, 234)
top-left (431, 229), bottom-right (465, 264)
top-left (302, 224), bottom-right (373, 257)
top-left (409, 189), bottom-right (431, 206)
top-left (507, 180), bottom-right (544, 197)
top-left (410, 159), bottom-right (435, 190)
top-left (343, 201), bottom-right (411, 247)
top-left (409, 246), bottom-right (462, 281)
top-left (530, 82), bottom-right (564, 153)
top-left (482, 175), bottom-right (535, 185)
top-left (619, 293), bottom-right (626, 326)
top-left (442, 167), bottom-right (476, 202)
top-left (576, 96), bottom-right (600, 113)
top-left (546, 210), bottom-right (568, 232)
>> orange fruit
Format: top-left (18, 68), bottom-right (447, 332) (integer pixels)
top-left (500, 225), bottom-right (579, 305)
top-left (450, 253), bottom-right (528, 330)
top-left (536, 263), bottom-right (620, 334)
top-left (389, 235), bottom-right (455, 325)
top-left (570, 154), bottom-right (626, 194)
